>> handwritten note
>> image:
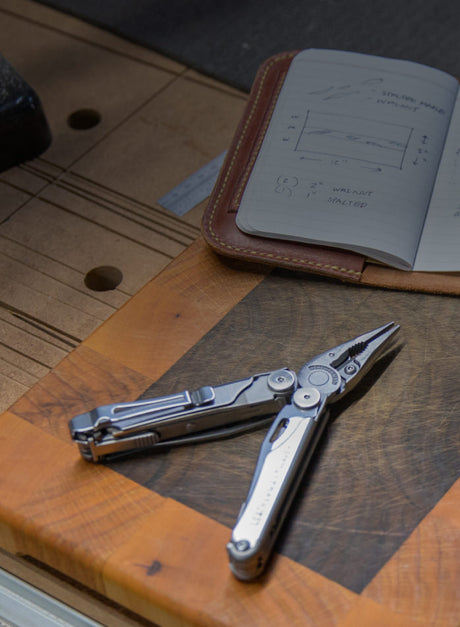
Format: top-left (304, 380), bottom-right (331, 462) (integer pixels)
top-left (236, 49), bottom-right (459, 270)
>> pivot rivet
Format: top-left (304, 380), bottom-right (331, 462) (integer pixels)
top-left (268, 369), bottom-right (296, 393)
top-left (293, 387), bottom-right (321, 409)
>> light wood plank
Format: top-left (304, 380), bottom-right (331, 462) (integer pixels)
top-left (85, 238), bottom-right (267, 379)
top-left (103, 498), bottom-right (357, 627)
top-left (0, 160), bottom-right (62, 196)
top-left (338, 597), bottom-right (424, 626)
top-left (12, 344), bottom-right (154, 443)
top-left (1, 198), bottom-right (176, 297)
top-left (362, 479), bottom-right (460, 625)
top-left (0, 6), bottom-right (177, 169)
top-left (0, 0), bottom-right (250, 413)
top-left (0, 411), bottom-right (164, 594)
top-left (0, 235), bottom-right (126, 310)
top-left (0, 408), bottom-right (357, 627)
top-left (70, 75), bottom-right (247, 208)
top-left (41, 175), bottom-right (198, 259)
top-left (0, 181), bottom-right (31, 222)
top-left (0, 0), bottom-right (185, 75)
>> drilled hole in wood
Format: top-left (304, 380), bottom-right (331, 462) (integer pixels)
top-left (67, 108), bottom-right (101, 130)
top-left (84, 266), bottom-right (123, 291)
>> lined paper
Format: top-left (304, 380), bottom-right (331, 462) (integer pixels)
top-left (236, 50), bottom-right (459, 270)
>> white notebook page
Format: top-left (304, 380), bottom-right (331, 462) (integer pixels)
top-left (236, 50), bottom-right (458, 269)
top-left (414, 90), bottom-right (460, 271)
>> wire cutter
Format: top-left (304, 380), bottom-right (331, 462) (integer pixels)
top-left (69, 322), bottom-right (399, 580)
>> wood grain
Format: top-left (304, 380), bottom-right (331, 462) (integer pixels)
top-left (1, 236), bottom-right (459, 625)
top-left (0, 411), bottom-right (358, 626)
top-left (0, 0), bottom-right (247, 411)
top-left (0, 411), bottom-right (164, 593)
top-left (0, 1), bottom-right (458, 624)
top-left (103, 498), bottom-right (357, 627)
top-left (363, 478), bottom-right (460, 624)
top-left (112, 267), bottom-right (459, 593)
top-left (337, 597), bottom-right (425, 627)
top-left (84, 238), bottom-right (267, 380)
top-left (11, 344), bottom-right (154, 442)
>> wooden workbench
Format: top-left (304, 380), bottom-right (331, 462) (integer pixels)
top-left (1, 235), bottom-right (459, 626)
top-left (0, 0), bottom-right (245, 414)
top-left (0, 1), bottom-right (458, 625)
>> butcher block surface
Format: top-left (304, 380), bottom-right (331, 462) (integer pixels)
top-left (2, 238), bottom-right (459, 626)
top-left (0, 1), bottom-right (458, 624)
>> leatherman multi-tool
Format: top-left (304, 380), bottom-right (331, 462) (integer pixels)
top-left (69, 322), bottom-right (400, 581)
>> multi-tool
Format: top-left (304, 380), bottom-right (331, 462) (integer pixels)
top-left (69, 322), bottom-right (400, 581)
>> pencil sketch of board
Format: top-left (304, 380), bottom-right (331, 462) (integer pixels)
top-left (295, 110), bottom-right (413, 169)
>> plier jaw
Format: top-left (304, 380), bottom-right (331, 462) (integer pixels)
top-left (297, 321), bottom-right (400, 403)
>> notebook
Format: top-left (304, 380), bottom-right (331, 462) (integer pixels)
top-left (235, 50), bottom-right (460, 272)
top-left (202, 50), bottom-right (460, 294)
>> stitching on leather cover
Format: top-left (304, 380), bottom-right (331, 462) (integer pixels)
top-left (216, 244), bottom-right (363, 276)
top-left (204, 52), bottom-right (362, 279)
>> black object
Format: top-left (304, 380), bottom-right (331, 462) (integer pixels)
top-left (0, 55), bottom-right (51, 172)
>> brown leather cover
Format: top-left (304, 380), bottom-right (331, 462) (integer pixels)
top-left (202, 52), bottom-right (460, 295)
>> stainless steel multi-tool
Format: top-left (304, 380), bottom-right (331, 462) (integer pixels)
top-left (69, 322), bottom-right (399, 581)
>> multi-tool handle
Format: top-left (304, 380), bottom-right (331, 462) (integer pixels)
top-left (227, 387), bottom-right (330, 581)
top-left (70, 369), bottom-right (297, 462)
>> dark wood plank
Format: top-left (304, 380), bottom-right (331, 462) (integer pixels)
top-left (109, 269), bottom-right (459, 593)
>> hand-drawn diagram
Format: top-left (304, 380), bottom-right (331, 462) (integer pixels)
top-left (274, 175), bottom-right (298, 197)
top-left (295, 110), bottom-right (413, 169)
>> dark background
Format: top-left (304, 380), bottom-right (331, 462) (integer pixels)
top-left (36, 0), bottom-right (460, 91)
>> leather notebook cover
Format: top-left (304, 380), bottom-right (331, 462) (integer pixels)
top-left (202, 52), bottom-right (460, 295)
